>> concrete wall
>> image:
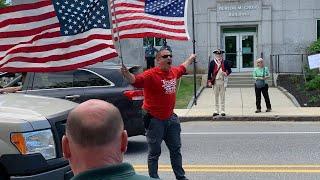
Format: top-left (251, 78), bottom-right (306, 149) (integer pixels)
top-left (190, 0), bottom-right (319, 72)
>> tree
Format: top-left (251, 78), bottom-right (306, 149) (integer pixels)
top-left (0, 0), bottom-right (8, 8)
top-left (307, 39), bottom-right (320, 55)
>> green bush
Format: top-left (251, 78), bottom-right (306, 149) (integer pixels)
top-left (308, 94), bottom-right (320, 105)
top-left (305, 40), bottom-right (320, 81)
top-left (304, 65), bottom-right (319, 81)
top-left (0, 0), bottom-right (7, 8)
top-left (307, 39), bottom-right (320, 54)
top-left (305, 75), bottom-right (320, 90)
top-left (289, 75), bottom-right (301, 84)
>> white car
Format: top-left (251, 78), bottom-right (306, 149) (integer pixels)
top-left (0, 93), bottom-right (78, 179)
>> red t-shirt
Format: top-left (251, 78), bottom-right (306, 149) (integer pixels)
top-left (133, 65), bottom-right (186, 120)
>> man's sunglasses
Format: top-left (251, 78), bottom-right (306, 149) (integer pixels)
top-left (161, 54), bottom-right (172, 58)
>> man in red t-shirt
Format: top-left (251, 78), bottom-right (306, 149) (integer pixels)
top-left (121, 49), bottom-right (196, 180)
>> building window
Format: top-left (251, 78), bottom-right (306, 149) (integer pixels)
top-left (143, 37), bottom-right (166, 47)
top-left (317, 20), bottom-right (320, 39)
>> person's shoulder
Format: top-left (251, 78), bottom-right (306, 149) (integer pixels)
top-left (173, 65), bottom-right (185, 71)
top-left (147, 67), bottom-right (158, 73)
top-left (143, 67), bottom-right (159, 76)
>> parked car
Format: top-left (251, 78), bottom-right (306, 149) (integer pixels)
top-left (1, 62), bottom-right (145, 137)
top-left (0, 93), bottom-right (78, 179)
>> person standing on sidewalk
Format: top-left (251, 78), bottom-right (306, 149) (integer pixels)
top-left (160, 39), bottom-right (172, 53)
top-left (207, 49), bottom-right (232, 116)
top-left (145, 43), bottom-right (158, 69)
top-left (121, 49), bottom-right (196, 180)
top-left (253, 58), bottom-right (272, 113)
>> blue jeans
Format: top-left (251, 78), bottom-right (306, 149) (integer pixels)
top-left (146, 114), bottom-right (186, 180)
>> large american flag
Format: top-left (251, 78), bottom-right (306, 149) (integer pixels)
top-left (0, 0), bottom-right (117, 73)
top-left (111, 0), bottom-right (189, 41)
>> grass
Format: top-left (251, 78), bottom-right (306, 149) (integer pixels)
top-left (175, 76), bottom-right (202, 109)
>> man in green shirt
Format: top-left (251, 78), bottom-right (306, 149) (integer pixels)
top-left (62, 99), bottom-right (155, 180)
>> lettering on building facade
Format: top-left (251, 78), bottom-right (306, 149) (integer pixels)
top-left (216, 1), bottom-right (261, 22)
top-left (218, 4), bottom-right (259, 17)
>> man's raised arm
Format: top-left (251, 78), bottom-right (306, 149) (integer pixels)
top-left (121, 65), bottom-right (136, 84)
top-left (181, 54), bottom-right (197, 69)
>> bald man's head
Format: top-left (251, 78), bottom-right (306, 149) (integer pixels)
top-left (66, 99), bottom-right (123, 147)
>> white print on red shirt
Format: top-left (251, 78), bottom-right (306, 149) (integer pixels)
top-left (161, 78), bottom-right (176, 94)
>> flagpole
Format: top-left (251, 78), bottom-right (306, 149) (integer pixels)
top-left (191, 0), bottom-right (197, 105)
top-left (110, 0), bottom-right (124, 65)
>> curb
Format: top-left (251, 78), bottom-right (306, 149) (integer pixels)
top-left (179, 116), bottom-right (320, 122)
top-left (277, 86), bottom-right (301, 107)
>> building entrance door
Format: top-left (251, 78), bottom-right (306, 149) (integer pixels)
top-left (223, 32), bottom-right (256, 72)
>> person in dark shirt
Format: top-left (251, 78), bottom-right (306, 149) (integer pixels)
top-left (62, 99), bottom-right (155, 180)
top-left (159, 39), bottom-right (172, 53)
top-left (145, 43), bottom-right (158, 69)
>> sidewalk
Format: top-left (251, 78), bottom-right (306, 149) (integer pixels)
top-left (174, 87), bottom-right (320, 121)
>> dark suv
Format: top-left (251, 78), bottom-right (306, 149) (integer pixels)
top-left (1, 62), bottom-right (145, 137)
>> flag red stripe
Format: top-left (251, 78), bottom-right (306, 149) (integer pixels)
top-left (110, 0), bottom-right (144, 3)
top-left (1, 34), bottom-right (113, 59)
top-left (0, 0), bottom-right (52, 15)
top-left (1, 53), bottom-right (118, 73)
top-left (0, 23), bottom-right (60, 38)
top-left (118, 32), bottom-right (189, 41)
top-left (0, 31), bottom-right (61, 51)
top-left (112, 16), bottom-right (185, 26)
top-left (0, 11), bottom-right (56, 29)
top-left (113, 23), bottom-right (186, 33)
top-left (112, 10), bottom-right (145, 16)
top-left (111, 2), bottom-right (144, 9)
top-left (4, 44), bottom-right (115, 65)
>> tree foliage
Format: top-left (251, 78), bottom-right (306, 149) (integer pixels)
top-left (307, 39), bottom-right (320, 55)
top-left (0, 0), bottom-right (8, 8)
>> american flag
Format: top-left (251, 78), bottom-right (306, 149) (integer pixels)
top-left (111, 0), bottom-right (189, 41)
top-left (0, 0), bottom-right (117, 73)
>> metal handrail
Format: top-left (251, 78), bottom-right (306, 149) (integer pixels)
top-left (270, 54), bottom-right (308, 86)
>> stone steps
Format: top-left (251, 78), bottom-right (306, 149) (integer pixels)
top-left (228, 73), bottom-right (273, 87)
top-left (200, 74), bottom-right (274, 88)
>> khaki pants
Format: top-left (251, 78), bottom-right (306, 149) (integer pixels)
top-left (213, 79), bottom-right (225, 113)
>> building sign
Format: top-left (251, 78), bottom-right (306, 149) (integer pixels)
top-left (216, 1), bottom-right (261, 22)
top-left (218, 5), bottom-right (259, 17)
top-left (308, 54), bottom-right (320, 69)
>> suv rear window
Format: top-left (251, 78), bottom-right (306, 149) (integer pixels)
top-left (74, 70), bottom-right (110, 87)
top-left (32, 71), bottom-right (74, 89)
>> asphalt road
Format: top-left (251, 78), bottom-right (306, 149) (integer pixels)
top-left (124, 121), bottom-right (320, 180)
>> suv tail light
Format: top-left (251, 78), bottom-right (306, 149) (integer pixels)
top-left (123, 90), bottom-right (144, 100)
